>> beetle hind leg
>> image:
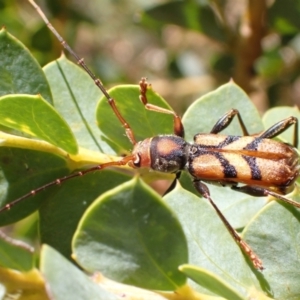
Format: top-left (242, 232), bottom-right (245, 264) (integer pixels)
top-left (193, 180), bottom-right (264, 270)
top-left (232, 185), bottom-right (300, 209)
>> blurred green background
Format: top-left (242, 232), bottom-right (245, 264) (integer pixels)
top-left (1, 0), bottom-right (300, 115)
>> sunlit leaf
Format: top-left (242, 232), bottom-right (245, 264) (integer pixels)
top-left (0, 94), bottom-right (77, 154)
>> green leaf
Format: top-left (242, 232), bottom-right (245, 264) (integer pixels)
top-left (96, 85), bottom-right (174, 153)
top-left (43, 56), bottom-right (105, 152)
top-left (0, 231), bottom-right (34, 271)
top-left (164, 183), bottom-right (261, 297)
top-left (243, 186), bottom-right (300, 299)
top-left (40, 245), bottom-right (118, 300)
top-left (39, 170), bottom-right (131, 260)
top-left (179, 265), bottom-right (245, 300)
top-left (0, 94), bottom-right (78, 154)
top-left (0, 28), bottom-right (52, 103)
top-left (72, 177), bottom-right (187, 291)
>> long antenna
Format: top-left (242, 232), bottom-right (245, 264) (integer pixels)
top-left (0, 155), bottom-right (135, 213)
top-left (27, 0), bottom-right (137, 145)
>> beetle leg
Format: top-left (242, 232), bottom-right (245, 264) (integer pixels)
top-left (232, 185), bottom-right (300, 209)
top-left (139, 78), bottom-right (184, 137)
top-left (193, 180), bottom-right (264, 270)
top-left (210, 109), bottom-right (249, 135)
top-left (257, 116), bottom-right (298, 147)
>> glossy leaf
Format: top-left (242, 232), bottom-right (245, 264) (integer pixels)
top-left (40, 245), bottom-right (118, 300)
top-left (0, 94), bottom-right (78, 154)
top-left (164, 183), bottom-right (261, 297)
top-left (0, 28), bottom-right (52, 103)
top-left (0, 231), bottom-right (34, 272)
top-left (43, 56), bottom-right (105, 152)
top-left (72, 177), bottom-right (188, 291)
top-left (243, 186), bottom-right (300, 299)
top-left (96, 85), bottom-right (174, 153)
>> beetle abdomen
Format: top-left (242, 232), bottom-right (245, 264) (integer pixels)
top-left (189, 134), bottom-right (299, 193)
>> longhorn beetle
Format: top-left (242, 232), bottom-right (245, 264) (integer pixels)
top-left (1, 0), bottom-right (300, 271)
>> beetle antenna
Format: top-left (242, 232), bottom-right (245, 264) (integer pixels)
top-left (27, 0), bottom-right (137, 145)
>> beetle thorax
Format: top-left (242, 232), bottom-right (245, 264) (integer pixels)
top-left (132, 135), bottom-right (189, 173)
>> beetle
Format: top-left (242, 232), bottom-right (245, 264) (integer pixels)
top-left (1, 0), bottom-right (300, 271)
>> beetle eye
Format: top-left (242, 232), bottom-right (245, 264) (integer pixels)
top-left (133, 154), bottom-right (141, 167)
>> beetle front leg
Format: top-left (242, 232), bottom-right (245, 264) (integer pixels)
top-left (139, 78), bottom-right (184, 137)
top-left (193, 180), bottom-right (263, 270)
top-left (232, 185), bottom-right (300, 209)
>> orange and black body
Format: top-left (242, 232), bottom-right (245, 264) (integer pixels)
top-left (133, 133), bottom-right (299, 196)
top-left (189, 134), bottom-right (299, 194)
